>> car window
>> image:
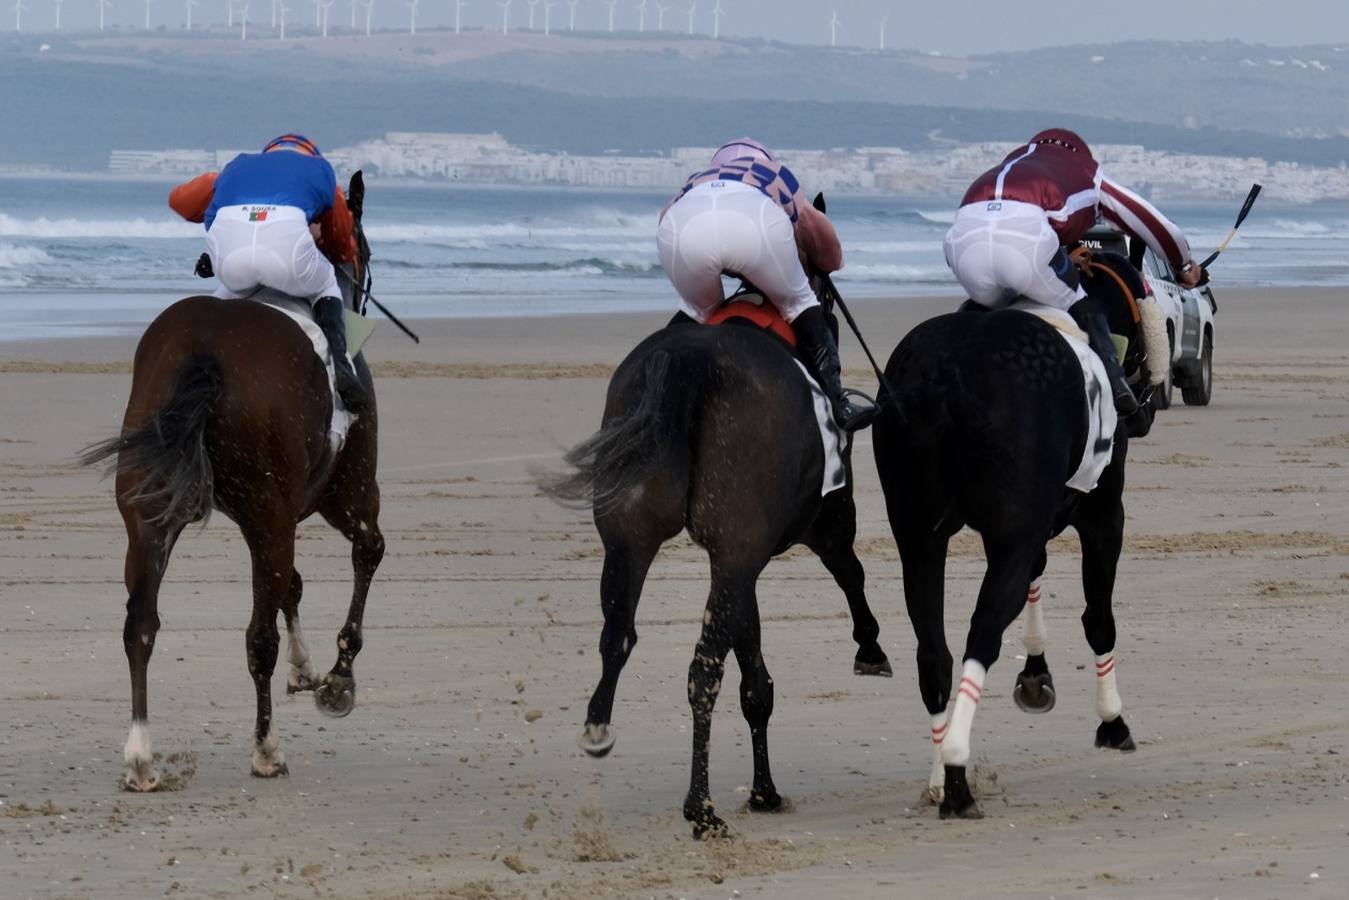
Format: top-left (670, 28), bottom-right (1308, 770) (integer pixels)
top-left (1146, 250), bottom-right (1173, 282)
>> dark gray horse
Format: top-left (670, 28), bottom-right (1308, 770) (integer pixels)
top-left (542, 306), bottom-right (888, 838)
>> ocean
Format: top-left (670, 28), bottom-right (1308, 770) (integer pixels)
top-left (1, 176), bottom-right (1346, 341)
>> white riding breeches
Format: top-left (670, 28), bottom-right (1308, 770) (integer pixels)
top-left (206, 204), bottom-right (340, 303)
top-left (658, 180), bottom-right (819, 323)
top-left (944, 200), bottom-right (1086, 312)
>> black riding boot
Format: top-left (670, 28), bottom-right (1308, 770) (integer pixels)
top-left (794, 306), bottom-right (877, 432)
top-left (1072, 300), bottom-right (1139, 417)
top-left (313, 296), bottom-right (370, 415)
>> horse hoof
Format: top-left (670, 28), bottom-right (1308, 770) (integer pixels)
top-left (921, 784), bottom-right (944, 807)
top-left (314, 677), bottom-right (356, 718)
top-left (689, 814), bottom-right (730, 840)
top-left (1013, 673), bottom-right (1057, 714)
top-left (122, 765), bottom-right (161, 793)
top-left (287, 672), bottom-right (320, 695)
top-left (853, 657), bottom-right (894, 677)
top-left (939, 798), bottom-right (984, 820)
top-left (1095, 716), bottom-right (1136, 752)
top-left (251, 760), bottom-right (289, 779)
top-left (748, 789), bottom-right (784, 813)
top-left (577, 723), bottom-right (615, 758)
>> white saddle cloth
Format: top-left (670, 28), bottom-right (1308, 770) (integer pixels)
top-left (792, 359), bottom-right (847, 496)
top-left (1008, 300), bottom-right (1117, 493)
top-left (267, 303), bottom-right (355, 454)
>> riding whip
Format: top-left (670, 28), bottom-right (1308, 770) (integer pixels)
top-left (818, 272), bottom-right (901, 413)
top-left (336, 265), bottom-right (421, 344)
top-left (1200, 183), bottom-right (1262, 269)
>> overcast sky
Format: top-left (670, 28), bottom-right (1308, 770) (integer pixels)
top-left (17, 0), bottom-right (1349, 54)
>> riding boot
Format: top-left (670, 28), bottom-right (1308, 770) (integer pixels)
top-left (793, 306), bottom-right (878, 432)
top-left (312, 296), bottom-right (370, 415)
top-left (1073, 301), bottom-right (1139, 417)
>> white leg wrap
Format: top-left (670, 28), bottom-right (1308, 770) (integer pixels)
top-left (1023, 578), bottom-right (1046, 657)
top-left (124, 721), bottom-right (153, 767)
top-left (1095, 653), bottom-right (1123, 721)
top-left (287, 621), bottom-right (317, 686)
top-left (251, 725), bottom-right (286, 775)
top-left (927, 710), bottom-right (949, 799)
top-left (941, 660), bottom-right (986, 767)
top-left (1138, 296), bottom-right (1171, 386)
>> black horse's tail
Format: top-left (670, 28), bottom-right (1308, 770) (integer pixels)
top-left (539, 349), bottom-right (693, 514)
top-left (79, 353), bottom-right (222, 527)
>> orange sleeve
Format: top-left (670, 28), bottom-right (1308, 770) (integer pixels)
top-left (316, 187), bottom-right (358, 264)
top-left (794, 202), bottom-right (844, 274)
top-left (168, 172), bottom-right (218, 223)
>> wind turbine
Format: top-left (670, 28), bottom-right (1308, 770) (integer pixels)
top-left (498, 0), bottom-right (509, 33)
top-left (184, 0), bottom-right (196, 29)
top-left (143, 0), bottom-right (152, 28)
top-left (97, 0), bottom-right (110, 30)
top-left (312, 0), bottom-right (319, 26)
top-left (525, 0), bottom-right (536, 29)
top-left (320, 0), bottom-right (332, 34)
top-left (601, 0), bottom-right (614, 32)
top-left (50, 0), bottom-right (62, 29)
top-left (656, 0), bottom-right (667, 31)
top-left (360, 0), bottom-right (371, 34)
top-left (542, 0), bottom-right (555, 34)
top-left (710, 0), bottom-right (722, 38)
top-left (13, 0), bottom-right (25, 31)
top-left (829, 8), bottom-right (839, 47)
top-left (406, 0), bottom-right (417, 33)
top-left (454, 0), bottom-right (466, 33)
top-left (566, 0), bottom-right (577, 32)
top-left (239, 0), bottom-right (249, 38)
top-left (635, 0), bottom-right (645, 31)
top-left (278, 0), bottom-right (288, 36)
top-left (879, 13), bottom-right (887, 50)
top-left (684, 1), bottom-right (694, 35)
top-left (226, 0), bottom-right (233, 27)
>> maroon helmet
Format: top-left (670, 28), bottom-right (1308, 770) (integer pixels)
top-left (1029, 128), bottom-right (1092, 159)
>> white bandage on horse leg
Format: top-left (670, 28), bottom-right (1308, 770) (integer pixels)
top-left (1023, 578), bottom-right (1047, 657)
top-left (286, 619), bottom-right (317, 687)
top-left (1138, 296), bottom-right (1170, 386)
top-left (941, 660), bottom-right (986, 768)
top-left (1095, 652), bottom-right (1123, 721)
top-left (928, 710), bottom-right (949, 798)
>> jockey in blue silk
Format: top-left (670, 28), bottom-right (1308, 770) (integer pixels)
top-left (170, 134), bottom-right (368, 414)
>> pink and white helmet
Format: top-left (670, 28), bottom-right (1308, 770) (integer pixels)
top-left (710, 138), bottom-right (776, 167)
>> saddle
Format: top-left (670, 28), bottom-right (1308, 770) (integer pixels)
top-left (706, 289), bottom-right (798, 347)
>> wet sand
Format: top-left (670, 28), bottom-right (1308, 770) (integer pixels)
top-left (1, 288), bottom-right (1347, 899)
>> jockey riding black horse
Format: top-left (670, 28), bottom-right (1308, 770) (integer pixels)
top-left (873, 250), bottom-right (1152, 818)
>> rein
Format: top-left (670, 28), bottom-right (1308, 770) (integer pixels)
top-left (818, 273), bottom-right (901, 415)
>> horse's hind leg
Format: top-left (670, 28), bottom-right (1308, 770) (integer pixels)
top-left (897, 536), bottom-right (954, 805)
top-left (942, 535), bottom-right (1040, 819)
top-left (734, 601), bottom-right (782, 812)
top-left (314, 477), bottom-right (385, 719)
top-left (1074, 475), bottom-right (1136, 752)
top-left (118, 513), bottom-right (184, 792)
top-left (578, 537), bottom-right (660, 757)
top-left (683, 562), bottom-right (763, 839)
top-left (241, 525), bottom-right (295, 778)
top-left (805, 490), bottom-right (890, 677)
top-left (281, 570), bottom-right (320, 694)
top-left (1013, 548), bottom-right (1057, 714)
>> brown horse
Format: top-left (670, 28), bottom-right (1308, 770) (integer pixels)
top-left (80, 173), bottom-right (384, 791)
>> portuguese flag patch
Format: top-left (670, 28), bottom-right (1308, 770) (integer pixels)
top-left (248, 209), bottom-right (269, 222)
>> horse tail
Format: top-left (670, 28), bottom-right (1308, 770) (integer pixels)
top-left (80, 353), bottom-right (222, 527)
top-left (539, 349), bottom-right (693, 514)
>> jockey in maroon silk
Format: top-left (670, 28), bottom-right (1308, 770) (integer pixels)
top-left (944, 128), bottom-right (1204, 416)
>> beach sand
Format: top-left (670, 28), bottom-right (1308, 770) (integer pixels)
top-left (1, 287), bottom-right (1346, 899)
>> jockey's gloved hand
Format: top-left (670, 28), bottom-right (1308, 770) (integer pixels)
top-left (194, 253), bottom-right (214, 278)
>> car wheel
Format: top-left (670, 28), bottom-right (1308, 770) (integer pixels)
top-left (1181, 332), bottom-right (1213, 406)
top-left (1156, 330), bottom-right (1174, 410)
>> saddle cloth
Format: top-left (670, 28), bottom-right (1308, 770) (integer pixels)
top-left (251, 291), bottom-right (355, 454)
top-left (1008, 300), bottom-right (1118, 493)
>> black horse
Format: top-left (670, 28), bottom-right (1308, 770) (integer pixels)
top-left (541, 298), bottom-right (889, 838)
top-left (873, 253), bottom-right (1149, 819)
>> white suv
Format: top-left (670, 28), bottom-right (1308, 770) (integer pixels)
top-left (1080, 227), bottom-right (1216, 408)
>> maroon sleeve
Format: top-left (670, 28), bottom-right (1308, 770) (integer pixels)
top-left (1099, 178), bottom-right (1193, 271)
